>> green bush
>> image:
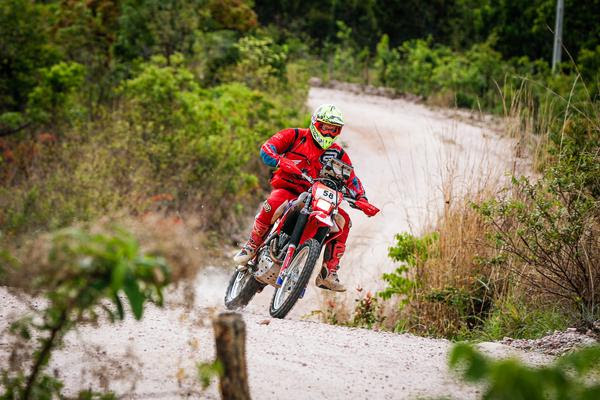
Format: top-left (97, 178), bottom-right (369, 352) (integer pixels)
top-left (0, 0), bottom-right (60, 131)
top-left (450, 343), bottom-right (600, 400)
top-left (27, 62), bottom-right (86, 126)
top-left (378, 232), bottom-right (436, 303)
top-left (381, 229), bottom-right (498, 337)
top-left (371, 33), bottom-right (599, 120)
top-left (476, 147), bottom-right (600, 323)
top-left (376, 38), bottom-right (509, 109)
top-left (470, 300), bottom-right (570, 341)
top-left (0, 48), bottom-right (307, 237)
top-left (394, 38), bottom-right (448, 96)
top-left (1, 227), bottom-right (169, 399)
top-left (388, 231), bottom-right (439, 266)
top-left (225, 34), bottom-right (288, 89)
top-left (374, 34), bottom-right (400, 87)
top-left (119, 54), bottom-right (280, 203)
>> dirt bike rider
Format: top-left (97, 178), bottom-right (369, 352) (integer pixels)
top-left (233, 104), bottom-right (376, 292)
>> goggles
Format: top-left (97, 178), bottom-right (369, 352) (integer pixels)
top-left (315, 120), bottom-right (342, 137)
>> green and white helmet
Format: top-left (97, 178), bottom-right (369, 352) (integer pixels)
top-left (309, 104), bottom-right (344, 149)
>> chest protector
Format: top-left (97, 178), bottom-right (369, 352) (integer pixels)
top-left (270, 128), bottom-right (345, 193)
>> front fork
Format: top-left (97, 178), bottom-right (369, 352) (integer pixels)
top-left (276, 195), bottom-right (311, 286)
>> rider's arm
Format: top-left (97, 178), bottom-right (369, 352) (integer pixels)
top-left (260, 128), bottom-right (297, 167)
top-left (340, 151), bottom-right (367, 200)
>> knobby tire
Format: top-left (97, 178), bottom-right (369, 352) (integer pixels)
top-left (269, 239), bottom-right (321, 319)
top-left (224, 268), bottom-right (263, 310)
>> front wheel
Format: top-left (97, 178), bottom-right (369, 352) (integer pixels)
top-left (224, 267), bottom-right (264, 310)
top-left (269, 239), bottom-right (321, 319)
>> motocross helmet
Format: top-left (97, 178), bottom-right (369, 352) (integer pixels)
top-left (309, 104), bottom-right (344, 149)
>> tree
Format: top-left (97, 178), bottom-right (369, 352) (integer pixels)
top-left (0, 0), bottom-right (59, 134)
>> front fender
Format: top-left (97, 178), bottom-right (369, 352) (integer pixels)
top-left (298, 211), bottom-right (335, 245)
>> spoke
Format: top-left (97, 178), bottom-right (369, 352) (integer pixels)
top-left (228, 270), bottom-right (250, 301)
top-left (272, 246), bottom-right (310, 310)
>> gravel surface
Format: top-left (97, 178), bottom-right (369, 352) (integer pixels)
top-left (1, 284), bottom-right (553, 400)
top-left (1, 88), bottom-right (549, 399)
top-left (501, 328), bottom-right (598, 356)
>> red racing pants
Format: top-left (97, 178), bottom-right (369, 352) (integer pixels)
top-left (247, 188), bottom-right (351, 272)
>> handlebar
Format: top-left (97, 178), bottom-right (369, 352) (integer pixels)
top-left (299, 171), bottom-right (378, 215)
top-left (301, 172), bottom-right (314, 184)
top-left (346, 197), bottom-right (358, 207)
top-left (300, 171), bottom-right (357, 201)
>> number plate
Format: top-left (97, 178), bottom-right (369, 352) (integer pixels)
top-left (313, 183), bottom-right (339, 205)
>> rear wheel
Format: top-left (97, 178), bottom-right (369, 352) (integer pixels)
top-left (224, 267), bottom-right (264, 310)
top-left (269, 239), bottom-right (321, 319)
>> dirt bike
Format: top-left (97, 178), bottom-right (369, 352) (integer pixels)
top-left (224, 158), bottom-right (379, 319)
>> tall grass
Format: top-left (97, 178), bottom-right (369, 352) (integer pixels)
top-left (384, 162), bottom-right (512, 337)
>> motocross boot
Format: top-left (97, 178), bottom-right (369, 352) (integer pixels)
top-left (315, 242), bottom-right (347, 292)
top-left (233, 218), bottom-right (270, 264)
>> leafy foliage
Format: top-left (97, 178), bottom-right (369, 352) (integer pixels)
top-left (470, 300), bottom-right (570, 341)
top-left (224, 34), bottom-right (288, 89)
top-left (378, 265), bottom-right (415, 302)
top-left (351, 291), bottom-right (384, 329)
top-left (197, 359), bottom-right (224, 389)
top-left (450, 343), bottom-right (600, 400)
top-left (255, 0), bottom-right (600, 65)
top-left (381, 199), bottom-right (509, 338)
top-left (379, 232), bottom-right (434, 304)
top-left (118, 54), bottom-right (283, 210)
top-left (476, 148), bottom-right (600, 322)
top-left (27, 62), bottom-right (86, 126)
top-left (388, 232), bottom-right (439, 266)
top-left (378, 232), bottom-right (436, 303)
top-left (0, 0), bottom-right (310, 240)
top-left (1, 227), bottom-right (169, 399)
top-left (0, 0), bottom-right (59, 131)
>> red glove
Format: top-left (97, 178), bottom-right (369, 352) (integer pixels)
top-left (278, 158), bottom-right (303, 176)
top-left (355, 198), bottom-right (380, 217)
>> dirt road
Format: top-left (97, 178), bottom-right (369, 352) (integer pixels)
top-left (1, 87), bottom-right (541, 399)
top-left (248, 86), bottom-right (520, 318)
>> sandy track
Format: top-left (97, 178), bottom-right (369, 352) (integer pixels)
top-left (1, 88), bottom-right (540, 399)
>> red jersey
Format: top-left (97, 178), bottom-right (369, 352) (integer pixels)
top-left (260, 128), bottom-right (366, 198)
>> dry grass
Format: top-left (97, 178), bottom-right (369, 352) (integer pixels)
top-left (392, 189), bottom-right (510, 337)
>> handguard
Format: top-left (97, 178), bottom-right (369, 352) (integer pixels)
top-left (278, 157), bottom-right (303, 176)
top-left (355, 198), bottom-right (380, 217)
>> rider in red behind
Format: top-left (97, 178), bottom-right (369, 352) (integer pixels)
top-left (234, 104), bottom-right (377, 292)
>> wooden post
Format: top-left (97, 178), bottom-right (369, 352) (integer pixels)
top-left (213, 312), bottom-right (251, 400)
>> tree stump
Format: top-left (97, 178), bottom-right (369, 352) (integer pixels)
top-left (213, 312), bottom-right (251, 400)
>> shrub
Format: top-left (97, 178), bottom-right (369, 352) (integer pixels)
top-left (381, 194), bottom-right (504, 338)
top-left (1, 227), bottom-right (169, 399)
top-left (351, 291), bottom-right (384, 329)
top-left (0, 0), bottom-right (60, 132)
top-left (27, 62), bottom-right (86, 127)
top-left (395, 38), bottom-right (448, 96)
top-left (472, 299), bottom-right (570, 341)
top-left (0, 50), bottom-right (307, 237)
top-left (378, 38), bottom-right (509, 109)
top-left (476, 148), bottom-right (600, 324)
top-left (224, 34), bottom-right (288, 90)
top-left (379, 232), bottom-right (435, 304)
top-left (119, 54), bottom-right (281, 216)
top-left (450, 343), bottom-right (600, 400)
top-left (374, 34), bottom-right (401, 87)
